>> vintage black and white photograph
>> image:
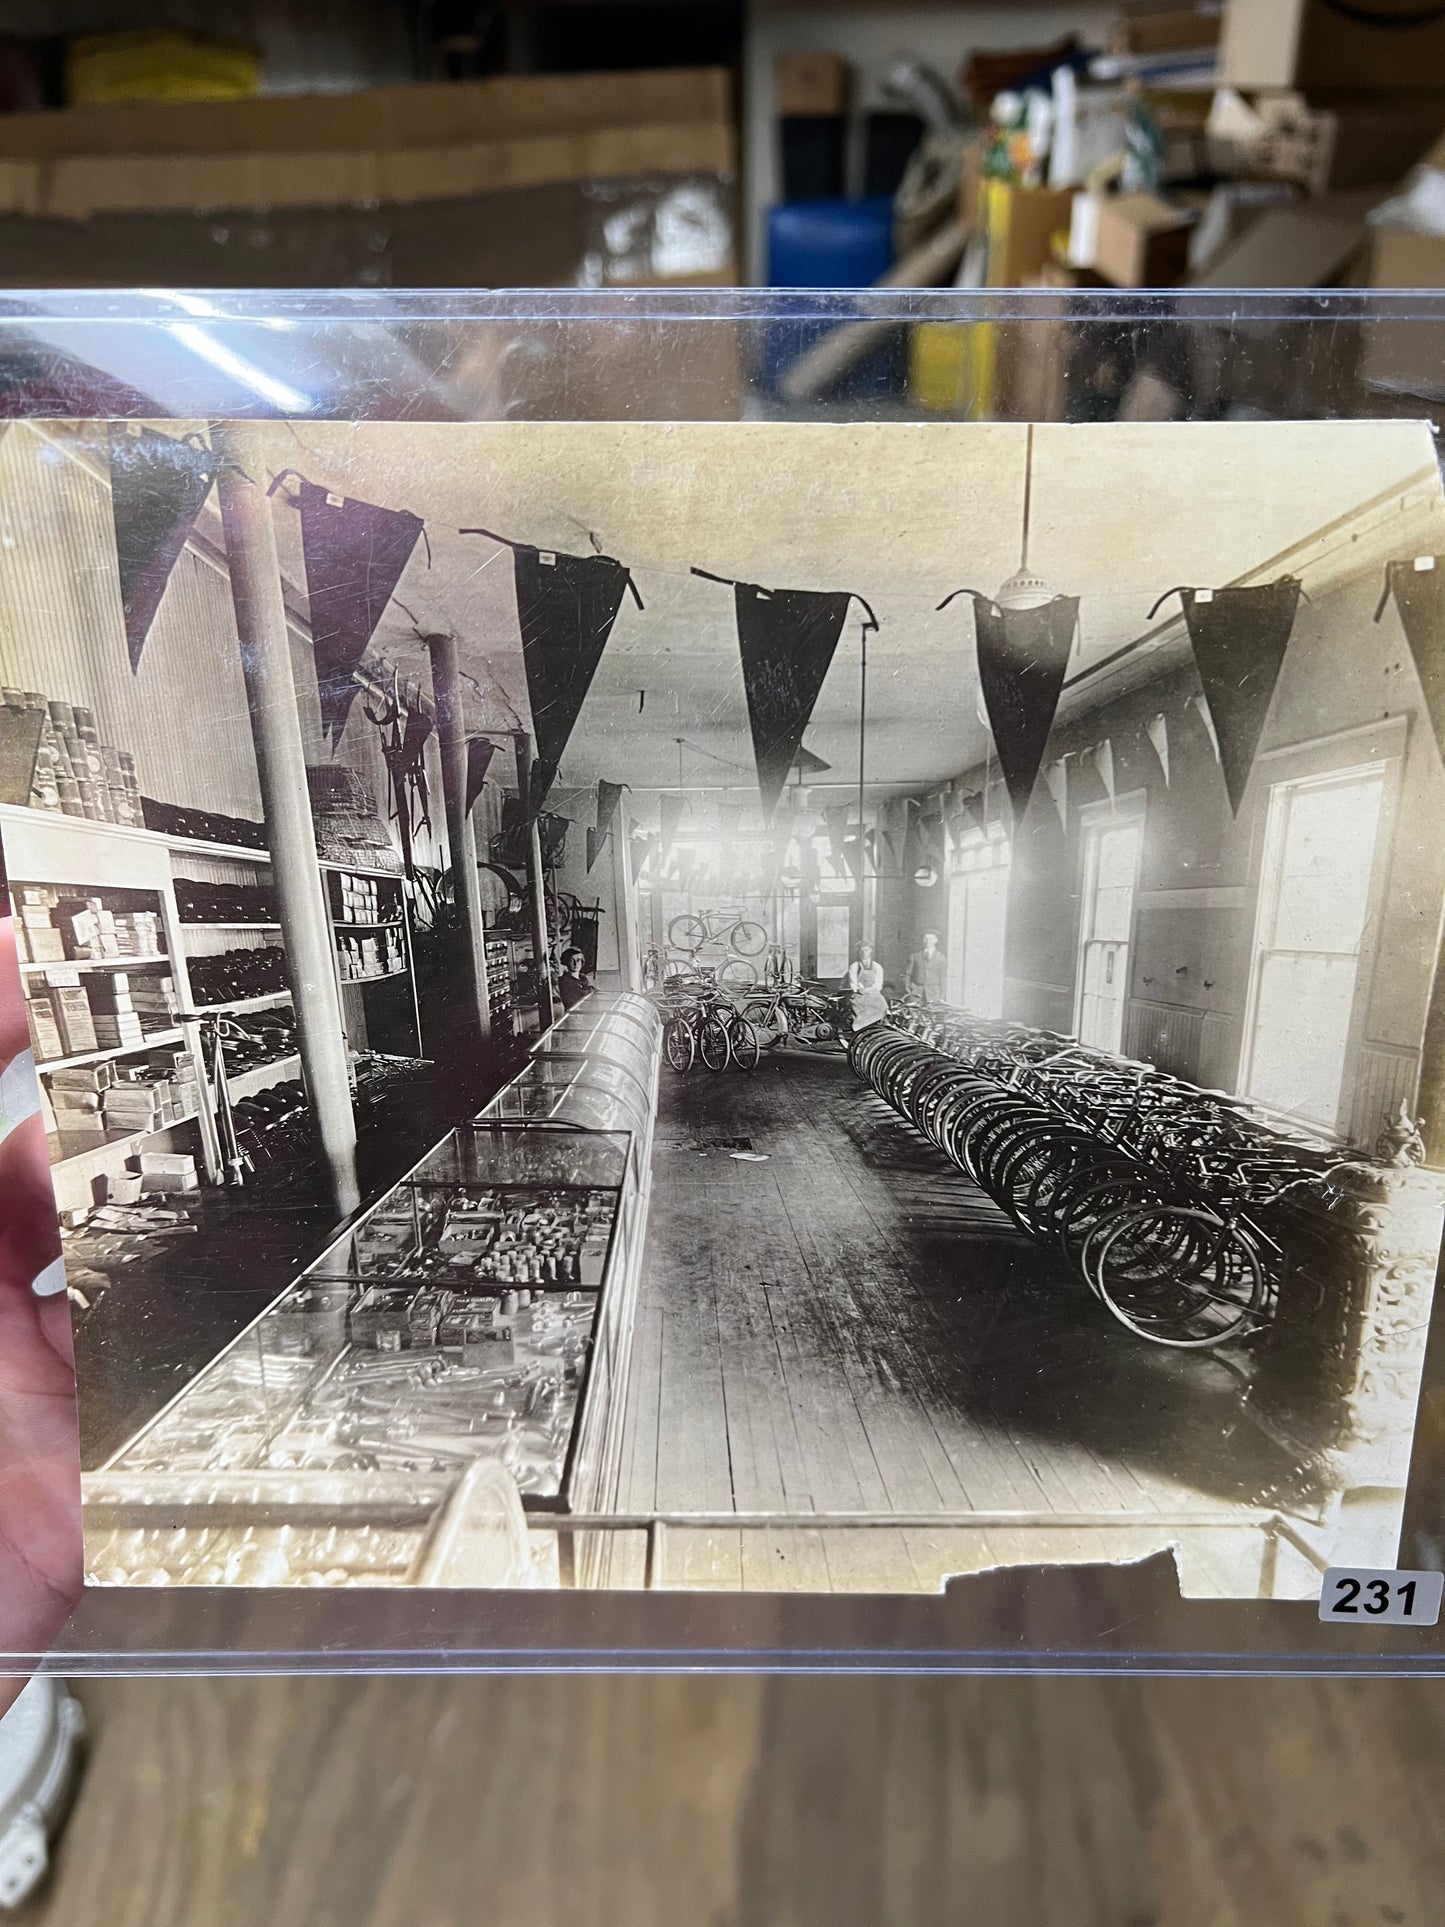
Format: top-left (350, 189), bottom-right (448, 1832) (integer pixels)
top-left (2, 414), bottom-right (1443, 1599)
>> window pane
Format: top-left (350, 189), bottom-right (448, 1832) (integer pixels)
top-left (1270, 777), bottom-right (1383, 953)
top-left (1247, 951), bottom-right (1357, 1123)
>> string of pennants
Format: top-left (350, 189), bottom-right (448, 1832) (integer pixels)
top-left (101, 428), bottom-right (1445, 857)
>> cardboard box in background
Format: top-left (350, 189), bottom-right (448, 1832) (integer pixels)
top-left (1222, 0), bottom-right (1445, 91)
top-left (1092, 192), bottom-right (1193, 288)
top-left (0, 67), bottom-right (735, 219)
top-left (775, 51), bottom-right (850, 118)
top-left (0, 66), bottom-right (739, 294)
top-left (983, 177), bottom-right (1074, 287)
top-left (1111, 9), bottom-right (1221, 57)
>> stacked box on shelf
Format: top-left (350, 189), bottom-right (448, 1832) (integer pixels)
top-left (0, 691), bottom-right (142, 824)
top-left (12, 886), bottom-right (66, 962)
top-left (22, 983), bottom-right (64, 1060)
top-left (47, 1062), bottom-right (110, 1137)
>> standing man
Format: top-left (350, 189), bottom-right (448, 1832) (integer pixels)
top-left (905, 929), bottom-right (946, 1007)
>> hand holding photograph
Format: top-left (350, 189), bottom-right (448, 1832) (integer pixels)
top-left (2, 412), bottom-right (1443, 1606)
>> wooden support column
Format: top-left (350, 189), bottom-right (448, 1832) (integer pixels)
top-left (613, 796), bottom-right (641, 992)
top-left (425, 632), bottom-right (491, 1052)
top-left (212, 425), bottom-right (359, 1217)
top-left (1415, 891), bottom-right (1445, 1167)
top-left (515, 732), bottom-right (556, 1032)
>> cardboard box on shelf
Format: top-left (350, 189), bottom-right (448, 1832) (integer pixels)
top-left (1371, 227), bottom-right (1445, 289)
top-left (983, 178), bottom-right (1075, 288)
top-left (1111, 9), bottom-right (1221, 57)
top-left (1190, 200), bottom-right (1370, 288)
top-left (1091, 192), bottom-right (1194, 288)
top-left (775, 52), bottom-right (850, 118)
top-left (1222, 0), bottom-right (1445, 92)
top-left (0, 67), bottom-right (736, 221)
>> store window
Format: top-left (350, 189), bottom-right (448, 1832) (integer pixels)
top-left (1243, 764), bottom-right (1386, 1130)
top-left (945, 824), bottom-right (1011, 1016)
top-left (1074, 800), bottom-right (1145, 1053)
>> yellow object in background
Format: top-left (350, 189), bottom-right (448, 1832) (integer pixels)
top-left (909, 322), bottom-right (996, 419)
top-left (66, 29), bottom-right (261, 106)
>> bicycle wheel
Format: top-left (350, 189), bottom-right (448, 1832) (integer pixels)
top-left (668, 914), bottom-right (708, 952)
top-left (698, 1013), bottom-right (732, 1072)
top-left (730, 919), bottom-right (768, 957)
top-left (663, 1015), bottom-right (695, 1074)
top-left (1093, 1206), bottom-right (1268, 1349)
top-left (727, 1013), bottom-right (761, 1071)
top-left (716, 956), bottom-right (758, 988)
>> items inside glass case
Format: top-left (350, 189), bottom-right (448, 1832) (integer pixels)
top-left (83, 994), bottom-right (662, 1583)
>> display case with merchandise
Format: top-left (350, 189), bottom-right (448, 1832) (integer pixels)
top-left (80, 997), bottom-right (662, 1586)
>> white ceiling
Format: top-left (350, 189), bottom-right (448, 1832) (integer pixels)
top-left (242, 417), bottom-right (1443, 829)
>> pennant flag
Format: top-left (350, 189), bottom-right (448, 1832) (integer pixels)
top-left (697, 569), bottom-right (874, 823)
top-left (1144, 713), bottom-right (1170, 787)
top-left (596, 777), bottom-right (625, 837)
top-left (658, 793), bottom-right (686, 866)
top-left (823, 803), bottom-right (853, 870)
top-left (277, 476), bottom-right (426, 745)
top-left (1042, 757), bottom-right (1068, 829)
top-left (630, 832), bottom-right (658, 879)
top-left (109, 426), bottom-right (223, 672)
top-left (465, 736), bottom-right (497, 815)
top-left (938, 589), bottom-right (1080, 825)
top-left (464, 530), bottom-right (641, 820)
top-left (1092, 738), bottom-right (1115, 806)
top-left (1376, 556), bottom-right (1445, 761)
top-left (1150, 580), bottom-right (1301, 814)
top-left (586, 828), bottom-right (604, 873)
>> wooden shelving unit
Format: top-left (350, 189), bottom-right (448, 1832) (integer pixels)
top-left (2, 801), bottom-right (300, 1211)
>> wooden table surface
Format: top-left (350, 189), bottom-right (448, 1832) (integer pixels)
top-left (17, 1674), bottom-right (1445, 1925)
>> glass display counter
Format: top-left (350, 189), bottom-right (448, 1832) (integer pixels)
top-left (81, 992), bottom-right (662, 1587)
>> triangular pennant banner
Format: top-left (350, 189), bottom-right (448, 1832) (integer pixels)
top-left (943, 592), bottom-right (1079, 825)
top-left (465, 736), bottom-right (496, 816)
top-left (288, 478), bottom-right (425, 745)
top-left (595, 778), bottom-right (625, 843)
top-left (586, 827), bottom-right (603, 873)
top-left (732, 584), bottom-right (857, 822)
top-left (511, 545), bottom-right (638, 819)
top-left (1042, 757), bottom-right (1068, 829)
top-left (109, 426), bottom-right (223, 673)
top-left (823, 804), bottom-right (852, 868)
top-left (658, 793), bottom-right (686, 865)
top-left (631, 832), bottom-right (658, 879)
top-left (1144, 713), bottom-right (1170, 787)
top-left (1155, 580), bottom-right (1301, 814)
top-left (1376, 557), bottom-right (1445, 762)
top-left (1092, 738), bottom-right (1115, 806)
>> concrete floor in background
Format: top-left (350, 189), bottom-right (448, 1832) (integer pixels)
top-left (14, 1674), bottom-right (1445, 1924)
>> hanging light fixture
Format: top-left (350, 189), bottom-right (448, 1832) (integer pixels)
top-left (995, 425), bottom-right (1052, 610)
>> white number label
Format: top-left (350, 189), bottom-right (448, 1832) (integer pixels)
top-left (1319, 1568), bottom-right (1443, 1626)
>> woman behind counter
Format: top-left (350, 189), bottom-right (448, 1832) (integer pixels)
top-left (558, 947), bottom-right (594, 1010)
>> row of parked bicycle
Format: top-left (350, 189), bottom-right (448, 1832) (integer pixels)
top-left (652, 970), bottom-right (849, 1074)
top-left (850, 1005), bottom-right (1363, 1351)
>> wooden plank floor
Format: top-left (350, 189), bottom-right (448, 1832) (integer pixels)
top-left (615, 1051), bottom-right (1311, 1596)
top-left (20, 1674), bottom-right (1445, 1926)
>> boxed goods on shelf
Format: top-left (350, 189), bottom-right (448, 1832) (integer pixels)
top-left (0, 691), bottom-right (142, 824)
